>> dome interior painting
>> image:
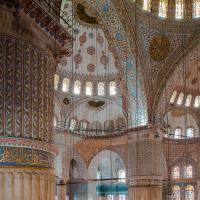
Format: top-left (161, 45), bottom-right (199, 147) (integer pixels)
top-left (55, 0), bottom-right (148, 138)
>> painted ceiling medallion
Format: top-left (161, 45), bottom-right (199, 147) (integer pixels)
top-left (63, 98), bottom-right (70, 105)
top-left (76, 3), bottom-right (98, 25)
top-left (59, 57), bottom-right (67, 67)
top-left (88, 100), bottom-right (105, 108)
top-left (79, 32), bottom-right (87, 46)
top-left (74, 50), bottom-right (82, 65)
top-left (191, 77), bottom-right (198, 85)
top-left (87, 63), bottom-right (95, 73)
top-left (149, 35), bottom-right (170, 61)
top-left (87, 46), bottom-right (96, 55)
top-left (97, 33), bottom-right (104, 46)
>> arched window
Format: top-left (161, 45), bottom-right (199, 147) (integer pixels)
top-left (70, 160), bottom-right (79, 179)
top-left (193, 0), bottom-right (200, 18)
top-left (119, 195), bottom-right (126, 200)
top-left (170, 91), bottom-right (177, 103)
top-left (86, 82), bottom-right (93, 96)
top-left (104, 120), bottom-right (115, 131)
top-left (107, 195), bottom-right (114, 200)
top-left (54, 116), bottom-right (57, 127)
top-left (91, 121), bottom-right (102, 131)
top-left (79, 120), bottom-right (88, 131)
top-left (175, 0), bottom-right (184, 19)
top-left (174, 128), bottom-right (181, 139)
top-left (172, 185), bottom-right (181, 200)
top-left (98, 82), bottom-right (105, 96)
top-left (194, 96), bottom-right (200, 108)
top-left (69, 118), bottom-right (77, 131)
top-left (109, 81), bottom-right (117, 96)
top-left (185, 94), bottom-right (192, 107)
top-left (186, 127), bottom-right (194, 138)
top-left (54, 74), bottom-right (59, 90)
top-left (143, 0), bottom-right (151, 11)
top-left (185, 185), bottom-right (194, 200)
top-left (118, 170), bottom-right (126, 183)
top-left (184, 165), bottom-right (193, 178)
top-left (96, 171), bottom-right (101, 180)
top-left (62, 78), bottom-right (70, 92)
top-left (177, 93), bottom-right (184, 105)
top-left (74, 80), bottom-right (81, 95)
top-left (172, 166), bottom-right (180, 179)
top-left (158, 0), bottom-right (168, 18)
top-left (116, 117), bottom-right (126, 129)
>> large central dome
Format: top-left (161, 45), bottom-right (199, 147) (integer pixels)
top-left (54, 0), bottom-right (148, 137)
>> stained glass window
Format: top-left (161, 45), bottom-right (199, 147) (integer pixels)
top-left (194, 96), bottom-right (200, 108)
top-left (79, 120), bottom-right (87, 131)
top-left (107, 195), bottom-right (114, 200)
top-left (62, 78), bottom-right (70, 92)
top-left (118, 170), bottom-right (126, 183)
top-left (170, 91), bottom-right (177, 103)
top-left (174, 128), bottom-right (181, 139)
top-left (177, 93), bottom-right (184, 105)
top-left (172, 185), bottom-right (181, 200)
top-left (74, 80), bottom-right (81, 95)
top-left (186, 127), bottom-right (194, 138)
top-left (158, 0), bottom-right (168, 18)
top-left (185, 95), bottom-right (192, 107)
top-left (104, 120), bottom-right (115, 131)
top-left (54, 116), bottom-right (57, 127)
top-left (70, 118), bottom-right (77, 131)
top-left (96, 171), bottom-right (101, 179)
top-left (119, 195), bottom-right (126, 200)
top-left (117, 117), bottom-right (126, 129)
top-left (86, 82), bottom-right (93, 96)
top-left (172, 166), bottom-right (180, 179)
top-left (193, 0), bottom-right (200, 18)
top-left (109, 81), bottom-right (117, 96)
top-left (54, 74), bottom-right (59, 90)
top-left (98, 82), bottom-right (105, 96)
top-left (175, 0), bottom-right (184, 19)
top-left (185, 185), bottom-right (194, 200)
top-left (143, 0), bottom-right (151, 11)
top-left (184, 165), bottom-right (193, 178)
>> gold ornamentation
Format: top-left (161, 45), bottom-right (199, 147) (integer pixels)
top-left (171, 108), bottom-right (185, 117)
top-left (0, 146), bottom-right (54, 168)
top-left (88, 100), bottom-right (105, 108)
top-left (149, 35), bottom-right (170, 61)
top-left (76, 3), bottom-right (98, 25)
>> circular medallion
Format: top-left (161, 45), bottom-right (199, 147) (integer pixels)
top-left (79, 32), bottom-right (87, 46)
top-left (149, 35), bottom-right (170, 61)
top-left (97, 33), bottom-right (104, 46)
top-left (191, 77), bottom-right (198, 85)
top-left (87, 63), bottom-right (95, 73)
top-left (63, 98), bottom-right (70, 105)
top-left (74, 52), bottom-right (82, 65)
top-left (88, 33), bottom-right (94, 39)
top-left (87, 46), bottom-right (95, 55)
top-left (59, 58), bottom-right (67, 67)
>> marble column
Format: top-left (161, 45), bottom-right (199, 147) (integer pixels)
top-left (0, 2), bottom-right (58, 200)
top-left (128, 125), bottom-right (163, 200)
top-left (57, 180), bottom-right (67, 200)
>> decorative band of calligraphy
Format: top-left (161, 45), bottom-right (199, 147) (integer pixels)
top-left (0, 146), bottom-right (54, 168)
